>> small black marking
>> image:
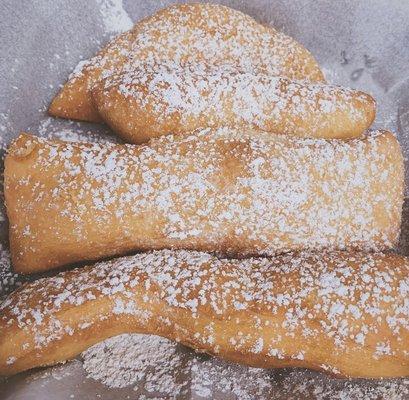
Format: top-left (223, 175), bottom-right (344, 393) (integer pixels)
top-left (340, 51), bottom-right (349, 65)
top-left (364, 55), bottom-right (376, 68)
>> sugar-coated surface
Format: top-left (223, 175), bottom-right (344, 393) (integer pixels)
top-left (1, 249), bottom-right (408, 373)
top-left (72, 3), bottom-right (323, 88)
top-left (6, 128), bottom-right (403, 272)
top-left (95, 62), bottom-right (372, 140)
top-left (49, 2), bottom-right (323, 121)
top-left (2, 0), bottom-right (409, 398)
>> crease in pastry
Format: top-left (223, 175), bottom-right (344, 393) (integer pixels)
top-left (0, 250), bottom-right (408, 378)
top-left (48, 3), bottom-right (324, 122)
top-left (92, 63), bottom-right (375, 144)
top-left (4, 129), bottom-right (404, 274)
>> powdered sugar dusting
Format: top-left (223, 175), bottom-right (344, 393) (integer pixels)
top-left (190, 355), bottom-right (273, 399)
top-left (82, 334), bottom-right (189, 396)
top-left (83, 333), bottom-right (273, 398)
top-left (95, 62), bottom-right (373, 140)
top-left (35, 117), bottom-right (119, 143)
top-left (82, 335), bottom-right (409, 399)
top-left (97, 0), bottom-right (133, 34)
top-left (7, 129), bottom-right (403, 271)
top-left (1, 250), bottom-right (408, 378)
top-left (1, 1), bottom-right (409, 397)
top-left (54, 3), bottom-right (324, 122)
top-left (0, 244), bottom-right (23, 301)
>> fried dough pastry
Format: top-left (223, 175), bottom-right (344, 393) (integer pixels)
top-left (1, 250), bottom-right (408, 377)
top-left (92, 63), bottom-right (375, 144)
top-left (48, 3), bottom-right (324, 122)
top-left (4, 129), bottom-right (403, 274)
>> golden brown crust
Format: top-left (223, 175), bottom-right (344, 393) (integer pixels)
top-left (0, 250), bottom-right (408, 377)
top-left (48, 30), bottom-right (135, 122)
top-left (4, 130), bottom-right (403, 274)
top-left (48, 3), bottom-right (324, 122)
top-left (91, 64), bottom-right (374, 144)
